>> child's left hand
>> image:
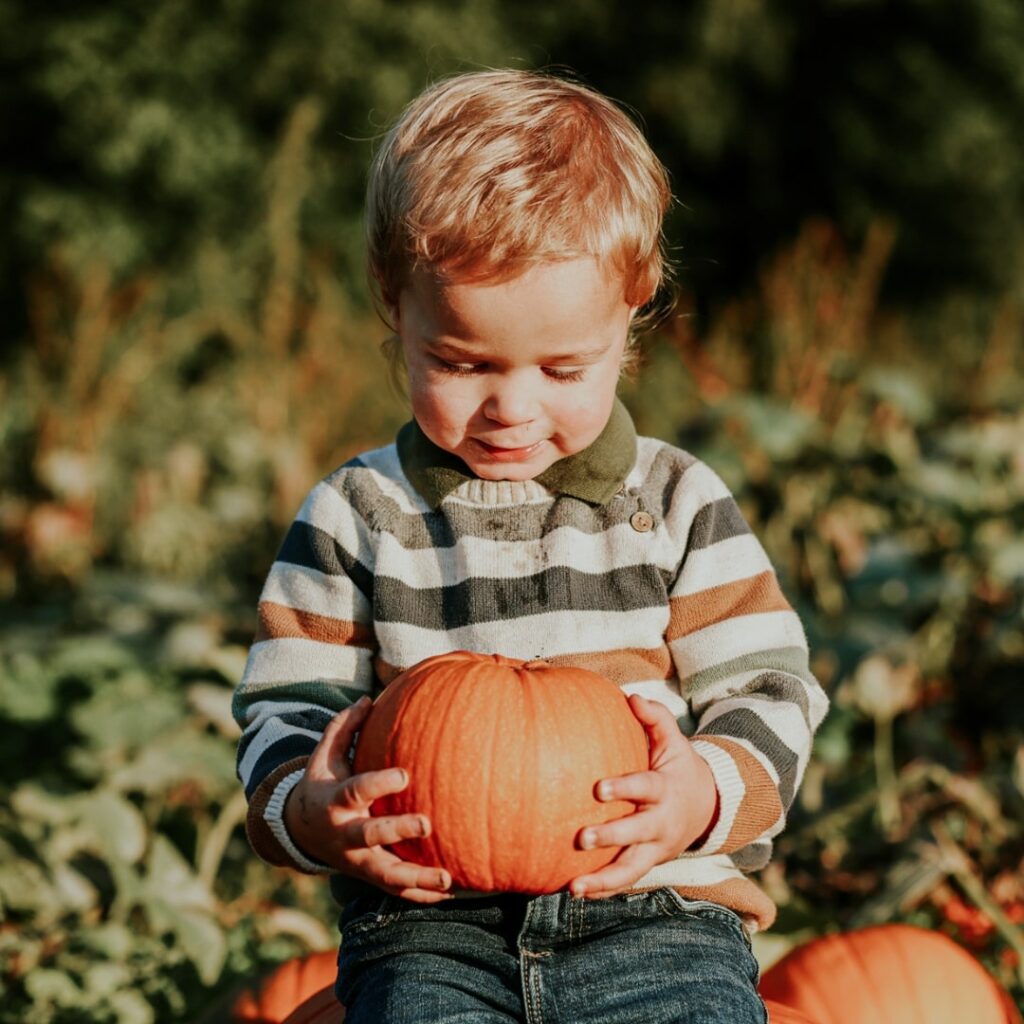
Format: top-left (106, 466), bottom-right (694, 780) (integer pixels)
top-left (569, 694), bottom-right (719, 899)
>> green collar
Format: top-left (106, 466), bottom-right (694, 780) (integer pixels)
top-left (396, 398), bottom-right (637, 509)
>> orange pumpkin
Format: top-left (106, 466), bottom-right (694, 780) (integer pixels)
top-left (762, 999), bottom-right (821, 1023)
top-left (281, 986), bottom-right (345, 1024)
top-left (352, 651), bottom-right (650, 893)
top-left (759, 924), bottom-right (1022, 1024)
top-left (231, 951), bottom-right (339, 1023)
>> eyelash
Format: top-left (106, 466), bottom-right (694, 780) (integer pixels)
top-left (436, 361), bottom-right (585, 383)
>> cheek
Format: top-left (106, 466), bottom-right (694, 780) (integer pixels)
top-left (408, 376), bottom-right (475, 435)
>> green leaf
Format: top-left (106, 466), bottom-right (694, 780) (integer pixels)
top-left (76, 790), bottom-right (148, 864)
top-left (24, 968), bottom-right (82, 1007)
top-left (109, 989), bottom-right (157, 1024)
top-left (144, 835), bottom-right (213, 913)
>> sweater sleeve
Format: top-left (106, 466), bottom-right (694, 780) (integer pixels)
top-left (664, 462), bottom-right (829, 859)
top-left (233, 472), bottom-right (378, 872)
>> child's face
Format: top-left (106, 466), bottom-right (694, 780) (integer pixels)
top-left (395, 257), bottom-right (635, 482)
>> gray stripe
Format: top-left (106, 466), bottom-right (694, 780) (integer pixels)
top-left (688, 497), bottom-right (750, 551)
top-left (236, 707), bottom-right (335, 765)
top-left (329, 446), bottom-right (707, 551)
top-left (277, 520), bottom-right (374, 601)
top-left (732, 671), bottom-right (814, 724)
top-left (700, 708), bottom-right (800, 808)
top-left (232, 681), bottom-right (371, 730)
top-left (731, 842), bottom-right (772, 871)
top-left (374, 563), bottom-right (670, 628)
top-left (684, 647), bottom-right (814, 703)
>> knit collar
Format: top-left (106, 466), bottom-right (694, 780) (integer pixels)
top-left (396, 398), bottom-right (637, 509)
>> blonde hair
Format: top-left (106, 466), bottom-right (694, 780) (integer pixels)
top-left (366, 69), bottom-right (674, 348)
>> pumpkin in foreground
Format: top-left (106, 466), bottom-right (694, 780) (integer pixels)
top-left (352, 651), bottom-right (650, 893)
top-left (759, 923), bottom-right (1022, 1024)
top-left (761, 1000), bottom-right (821, 1023)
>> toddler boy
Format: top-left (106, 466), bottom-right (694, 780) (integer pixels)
top-left (234, 69), bottom-right (829, 1023)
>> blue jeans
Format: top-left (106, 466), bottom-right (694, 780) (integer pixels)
top-left (335, 888), bottom-right (766, 1023)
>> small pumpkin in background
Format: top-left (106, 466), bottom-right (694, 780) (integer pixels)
top-left (231, 951), bottom-right (339, 1023)
top-left (352, 651), bottom-right (650, 893)
top-left (759, 924), bottom-right (1022, 1024)
top-left (281, 986), bottom-right (344, 1024)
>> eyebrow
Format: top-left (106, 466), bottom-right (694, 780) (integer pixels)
top-left (427, 340), bottom-right (612, 363)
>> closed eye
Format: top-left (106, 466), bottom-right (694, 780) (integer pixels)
top-left (544, 367), bottom-right (586, 382)
top-left (435, 359), bottom-right (485, 376)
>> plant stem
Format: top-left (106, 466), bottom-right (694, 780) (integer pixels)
top-left (197, 789), bottom-right (248, 893)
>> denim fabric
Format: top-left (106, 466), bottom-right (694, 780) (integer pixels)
top-left (335, 888), bottom-right (767, 1023)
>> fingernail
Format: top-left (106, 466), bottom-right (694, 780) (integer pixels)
top-left (395, 769), bottom-right (408, 787)
top-left (580, 829), bottom-right (597, 850)
top-left (357, 695), bottom-right (372, 708)
top-left (437, 872), bottom-right (451, 889)
top-left (572, 882), bottom-right (587, 897)
top-left (416, 816), bottom-right (429, 836)
top-left (597, 782), bottom-right (613, 801)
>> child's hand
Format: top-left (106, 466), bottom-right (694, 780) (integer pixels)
top-left (569, 694), bottom-right (719, 900)
top-left (283, 696), bottom-right (453, 903)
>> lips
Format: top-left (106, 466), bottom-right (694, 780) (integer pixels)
top-left (472, 439), bottom-right (545, 462)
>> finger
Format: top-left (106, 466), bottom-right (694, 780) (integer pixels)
top-left (394, 886), bottom-right (455, 904)
top-left (335, 766), bottom-right (410, 810)
top-left (320, 697), bottom-right (375, 776)
top-left (355, 812), bottom-right (432, 849)
top-left (350, 847), bottom-right (452, 895)
top-left (578, 809), bottom-right (659, 852)
top-left (570, 844), bottom-right (658, 899)
top-left (594, 769), bottom-right (664, 805)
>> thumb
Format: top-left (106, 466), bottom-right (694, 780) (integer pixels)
top-left (627, 694), bottom-right (684, 756)
top-left (312, 696), bottom-right (373, 779)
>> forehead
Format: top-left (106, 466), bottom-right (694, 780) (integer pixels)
top-left (403, 258), bottom-right (629, 344)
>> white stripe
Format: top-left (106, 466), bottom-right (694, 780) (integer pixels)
top-left (299, 480), bottom-right (376, 565)
top-left (633, 852), bottom-right (745, 888)
top-left (663, 460), bottom-right (733, 535)
top-left (260, 562), bottom-right (371, 621)
top-left (238, 717), bottom-right (322, 784)
top-left (672, 534), bottom-right (775, 596)
top-left (668, 610), bottom-right (807, 677)
top-left (374, 521), bottom-right (678, 588)
top-left (625, 436), bottom-right (666, 488)
top-left (376, 606), bottom-right (671, 665)
top-left (620, 679), bottom-right (692, 725)
top-left (241, 637), bottom-right (372, 686)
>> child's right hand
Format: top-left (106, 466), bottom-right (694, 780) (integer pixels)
top-left (283, 696), bottom-right (453, 903)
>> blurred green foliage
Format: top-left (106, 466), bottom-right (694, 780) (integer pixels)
top-left (4, 0), bottom-right (1024, 345)
top-left (2, 2), bottom-right (1023, 1020)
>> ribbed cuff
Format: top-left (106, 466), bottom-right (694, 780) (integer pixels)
top-left (684, 740), bottom-right (747, 856)
top-left (264, 770), bottom-right (332, 875)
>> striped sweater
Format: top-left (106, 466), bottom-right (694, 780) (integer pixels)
top-left (234, 401), bottom-right (829, 931)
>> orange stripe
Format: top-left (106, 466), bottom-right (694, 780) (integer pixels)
top-left (698, 735), bottom-right (783, 850)
top-left (256, 601), bottom-right (374, 647)
top-left (543, 647), bottom-right (674, 685)
top-left (667, 570), bottom-right (791, 641)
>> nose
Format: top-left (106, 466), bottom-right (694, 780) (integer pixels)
top-left (482, 374), bottom-right (538, 426)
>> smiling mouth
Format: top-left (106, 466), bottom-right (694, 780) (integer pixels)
top-left (472, 439), bottom-right (545, 462)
